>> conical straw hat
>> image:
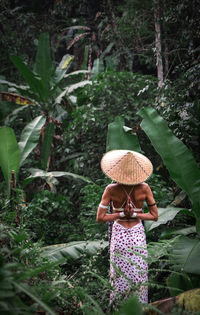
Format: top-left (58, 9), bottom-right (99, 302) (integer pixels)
top-left (101, 150), bottom-right (153, 185)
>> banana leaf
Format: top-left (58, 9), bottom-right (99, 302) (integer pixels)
top-left (22, 168), bottom-right (92, 187)
top-left (137, 106), bottom-right (200, 219)
top-left (54, 80), bottom-right (92, 105)
top-left (144, 207), bottom-right (187, 233)
top-left (0, 126), bottom-right (20, 193)
top-left (34, 33), bottom-right (54, 92)
top-left (91, 58), bottom-right (104, 78)
top-left (106, 116), bottom-right (141, 152)
top-left (10, 56), bottom-right (48, 102)
top-left (18, 115), bottom-right (46, 166)
top-left (170, 236), bottom-right (200, 275)
top-left (41, 240), bottom-right (108, 262)
top-left (40, 122), bottom-right (55, 170)
top-left (54, 54), bottom-right (74, 83)
top-left (160, 226), bottom-right (196, 239)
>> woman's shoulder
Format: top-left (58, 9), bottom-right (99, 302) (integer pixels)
top-left (136, 182), bottom-right (150, 191)
top-left (106, 182), bottom-right (119, 190)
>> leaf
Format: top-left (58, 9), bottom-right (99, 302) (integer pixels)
top-left (0, 127), bottom-right (20, 193)
top-left (144, 207), bottom-right (187, 233)
top-left (34, 33), bottom-right (54, 92)
top-left (91, 58), bottom-right (104, 78)
top-left (0, 92), bottom-right (34, 105)
top-left (160, 226), bottom-right (196, 239)
top-left (54, 54), bottom-right (74, 83)
top-left (25, 168), bottom-right (92, 183)
top-left (41, 240), bottom-right (108, 262)
top-left (41, 123), bottom-right (55, 170)
top-left (137, 106), bottom-right (200, 218)
top-left (55, 80), bottom-right (92, 105)
top-left (106, 116), bottom-right (141, 152)
top-left (115, 295), bottom-right (143, 315)
top-left (167, 273), bottom-right (193, 297)
top-left (10, 56), bottom-right (48, 102)
top-left (13, 282), bottom-right (56, 315)
top-left (170, 236), bottom-right (200, 275)
top-left (18, 115), bottom-right (46, 166)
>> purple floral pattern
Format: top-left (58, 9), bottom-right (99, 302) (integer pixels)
top-left (110, 221), bottom-right (148, 304)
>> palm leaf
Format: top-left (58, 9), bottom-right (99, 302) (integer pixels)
top-left (137, 106), bottom-right (200, 219)
top-left (41, 240), bottom-right (108, 262)
top-left (18, 115), bottom-right (46, 166)
top-left (106, 116), bottom-right (141, 152)
top-left (0, 127), bottom-right (20, 193)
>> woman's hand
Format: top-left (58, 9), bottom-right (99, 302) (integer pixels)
top-left (124, 196), bottom-right (134, 218)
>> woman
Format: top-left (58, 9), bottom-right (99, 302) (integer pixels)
top-left (96, 150), bottom-right (158, 304)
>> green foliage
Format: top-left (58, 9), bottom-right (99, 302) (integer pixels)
top-left (144, 207), bottom-right (188, 233)
top-left (41, 240), bottom-right (108, 262)
top-left (170, 236), bottom-right (200, 275)
top-left (19, 115), bottom-right (46, 167)
top-left (22, 190), bottom-right (75, 245)
top-left (106, 116), bottom-right (141, 152)
top-left (64, 71), bottom-right (157, 180)
top-left (78, 180), bottom-right (109, 240)
top-left (0, 126), bottom-right (20, 194)
top-left (138, 106), bottom-right (200, 219)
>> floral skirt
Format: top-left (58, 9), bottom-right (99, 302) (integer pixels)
top-left (110, 221), bottom-right (148, 304)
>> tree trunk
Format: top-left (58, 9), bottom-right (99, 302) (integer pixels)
top-left (154, 0), bottom-right (164, 87)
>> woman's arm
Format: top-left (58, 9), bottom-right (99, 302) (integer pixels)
top-left (96, 186), bottom-right (121, 223)
top-left (136, 184), bottom-right (158, 221)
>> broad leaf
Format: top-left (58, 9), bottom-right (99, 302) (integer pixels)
top-left (0, 92), bottom-right (33, 105)
top-left (170, 236), bottom-right (200, 275)
top-left (91, 58), bottom-right (104, 78)
top-left (34, 33), bottom-right (54, 91)
top-left (41, 123), bottom-right (55, 170)
top-left (55, 80), bottom-right (92, 105)
top-left (137, 106), bottom-right (200, 218)
top-left (106, 116), bottom-right (141, 152)
top-left (160, 226), bottom-right (196, 239)
top-left (10, 56), bottom-right (48, 102)
top-left (25, 168), bottom-right (92, 183)
top-left (167, 273), bottom-right (193, 297)
top-left (54, 54), bottom-right (74, 83)
top-left (144, 207), bottom-right (187, 233)
top-left (0, 127), bottom-right (20, 193)
top-left (18, 115), bottom-right (46, 166)
top-left (41, 240), bottom-right (108, 262)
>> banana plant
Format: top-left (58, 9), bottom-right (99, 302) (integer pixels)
top-left (137, 106), bottom-right (200, 275)
top-left (0, 33), bottom-right (91, 118)
top-left (0, 33), bottom-right (91, 172)
top-left (0, 119), bottom-right (90, 196)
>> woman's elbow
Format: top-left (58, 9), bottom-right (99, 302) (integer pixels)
top-left (153, 214), bottom-right (158, 221)
top-left (96, 215), bottom-right (104, 223)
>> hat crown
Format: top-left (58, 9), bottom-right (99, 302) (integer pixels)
top-left (101, 150), bottom-right (153, 185)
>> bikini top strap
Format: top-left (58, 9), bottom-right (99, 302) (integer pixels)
top-left (121, 185), bottom-right (138, 208)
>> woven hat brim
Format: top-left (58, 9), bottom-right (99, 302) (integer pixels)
top-left (101, 150), bottom-right (153, 185)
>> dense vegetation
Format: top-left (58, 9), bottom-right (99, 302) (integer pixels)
top-left (0, 0), bottom-right (200, 314)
